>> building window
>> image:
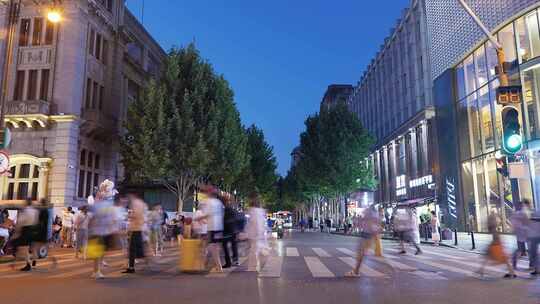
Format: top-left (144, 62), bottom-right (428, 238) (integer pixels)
top-left (497, 23), bottom-right (517, 69)
top-left (32, 17), bottom-right (43, 46)
top-left (99, 85), bottom-right (104, 110)
top-left (19, 19), bottom-right (30, 46)
top-left (13, 70), bottom-right (25, 100)
top-left (40, 69), bottom-right (50, 101)
top-left (4, 164), bottom-right (41, 201)
top-left (27, 70), bottom-right (38, 100)
top-left (77, 149), bottom-right (101, 198)
top-left (92, 81), bottom-right (98, 109)
top-left (85, 78), bottom-right (92, 109)
top-left (102, 39), bottom-right (108, 65)
top-left (89, 29), bottom-right (95, 56)
top-left (515, 11), bottom-right (540, 63)
top-left (95, 33), bottom-right (102, 60)
top-left (107, 0), bottom-right (114, 12)
top-left (44, 20), bottom-right (54, 45)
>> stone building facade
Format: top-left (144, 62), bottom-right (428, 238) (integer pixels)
top-left (0, 0), bottom-right (165, 209)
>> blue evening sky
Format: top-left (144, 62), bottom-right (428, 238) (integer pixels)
top-left (126, 0), bottom-right (410, 175)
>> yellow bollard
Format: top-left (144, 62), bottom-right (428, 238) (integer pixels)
top-left (374, 235), bottom-right (383, 257)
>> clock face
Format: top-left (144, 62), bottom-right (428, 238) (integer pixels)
top-left (0, 151), bottom-right (9, 174)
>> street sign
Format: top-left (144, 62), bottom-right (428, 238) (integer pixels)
top-left (0, 150), bottom-right (9, 174)
top-left (496, 86), bottom-right (522, 105)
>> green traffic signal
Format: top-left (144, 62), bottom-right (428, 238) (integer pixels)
top-left (501, 106), bottom-right (522, 154)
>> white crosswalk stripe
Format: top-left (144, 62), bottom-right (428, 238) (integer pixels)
top-left (286, 247), bottom-right (300, 257)
top-left (304, 256), bottom-right (334, 278)
top-left (205, 256), bottom-right (248, 278)
top-left (336, 248), bottom-right (355, 256)
top-left (259, 256), bottom-right (283, 277)
top-left (312, 248), bottom-right (331, 257)
top-left (339, 257), bottom-right (386, 278)
top-left (403, 255), bottom-right (477, 277)
top-left (374, 256), bottom-right (416, 271)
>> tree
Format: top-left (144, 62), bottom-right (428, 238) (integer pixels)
top-left (239, 125), bottom-right (279, 202)
top-left (286, 101), bottom-right (376, 221)
top-left (121, 43), bottom-right (249, 211)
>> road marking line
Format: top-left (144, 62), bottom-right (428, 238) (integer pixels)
top-left (205, 256), bottom-right (249, 278)
top-left (420, 249), bottom-right (469, 260)
top-left (339, 257), bottom-right (386, 278)
top-left (336, 248), bottom-right (355, 256)
top-left (312, 248), bottom-right (331, 257)
top-left (259, 256), bottom-right (283, 278)
top-left (411, 270), bottom-right (448, 280)
top-left (286, 247), bottom-right (299, 257)
top-left (304, 256), bottom-right (334, 278)
top-left (48, 260), bottom-right (127, 279)
top-left (403, 256), bottom-right (476, 276)
top-left (415, 253), bottom-right (528, 276)
top-left (373, 256), bottom-right (416, 271)
top-left (0, 252), bottom-right (125, 274)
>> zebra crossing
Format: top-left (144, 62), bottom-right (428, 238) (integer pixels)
top-left (0, 244), bottom-right (528, 280)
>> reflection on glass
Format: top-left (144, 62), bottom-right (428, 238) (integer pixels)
top-left (464, 54), bottom-right (476, 96)
top-left (523, 67), bottom-right (540, 140)
top-left (474, 158), bottom-right (488, 232)
top-left (467, 93), bottom-right (482, 157)
top-left (517, 11), bottom-right (540, 63)
top-left (498, 23), bottom-right (518, 69)
top-left (485, 41), bottom-right (499, 80)
top-left (478, 85), bottom-right (494, 152)
top-left (461, 161), bottom-right (477, 232)
top-left (458, 99), bottom-right (471, 160)
top-left (456, 63), bottom-right (466, 101)
top-left (490, 79), bottom-right (503, 149)
top-left (475, 45), bottom-right (488, 87)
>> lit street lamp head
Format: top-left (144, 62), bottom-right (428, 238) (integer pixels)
top-left (47, 10), bottom-right (62, 23)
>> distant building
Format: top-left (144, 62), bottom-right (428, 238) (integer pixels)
top-left (0, 0), bottom-right (166, 210)
top-left (320, 84), bottom-right (353, 111)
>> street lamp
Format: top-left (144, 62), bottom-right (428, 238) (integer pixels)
top-left (47, 9), bottom-right (62, 23)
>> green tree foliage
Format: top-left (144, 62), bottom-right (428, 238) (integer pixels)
top-left (121, 43), bottom-right (250, 211)
top-left (284, 101), bottom-right (376, 210)
top-left (238, 125), bottom-right (279, 202)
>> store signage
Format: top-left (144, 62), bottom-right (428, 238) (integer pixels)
top-left (410, 175), bottom-right (433, 188)
top-left (396, 175), bottom-right (407, 196)
top-left (446, 177), bottom-right (457, 219)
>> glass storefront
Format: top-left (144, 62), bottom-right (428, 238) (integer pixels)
top-left (455, 7), bottom-right (540, 232)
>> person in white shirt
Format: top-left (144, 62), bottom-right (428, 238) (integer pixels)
top-left (195, 185), bottom-right (224, 273)
top-left (246, 192), bottom-right (267, 272)
top-left (74, 206), bottom-right (89, 259)
top-left (61, 207), bottom-right (74, 248)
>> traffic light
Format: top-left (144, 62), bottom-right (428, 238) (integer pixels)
top-left (501, 106), bottom-right (522, 154)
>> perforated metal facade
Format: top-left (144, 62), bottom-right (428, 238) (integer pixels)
top-left (426, 0), bottom-right (540, 81)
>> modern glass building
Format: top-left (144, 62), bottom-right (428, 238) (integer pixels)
top-left (432, 0), bottom-right (540, 232)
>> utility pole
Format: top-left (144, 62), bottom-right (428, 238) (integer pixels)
top-left (457, 0), bottom-right (508, 86)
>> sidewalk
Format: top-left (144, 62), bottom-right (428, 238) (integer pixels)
top-left (333, 230), bottom-right (518, 254)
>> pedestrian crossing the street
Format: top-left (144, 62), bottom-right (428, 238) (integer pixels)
top-left (0, 242), bottom-right (531, 281)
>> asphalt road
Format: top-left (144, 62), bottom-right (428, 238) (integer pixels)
top-left (1, 231), bottom-right (540, 304)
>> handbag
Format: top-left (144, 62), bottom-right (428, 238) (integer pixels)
top-left (432, 232), bottom-right (440, 242)
top-left (488, 241), bottom-right (507, 264)
top-left (87, 237), bottom-right (105, 259)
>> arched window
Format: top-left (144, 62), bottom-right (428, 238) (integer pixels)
top-left (1, 154), bottom-right (51, 202)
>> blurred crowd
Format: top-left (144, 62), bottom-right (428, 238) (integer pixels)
top-left (0, 179), bottom-right (270, 279)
